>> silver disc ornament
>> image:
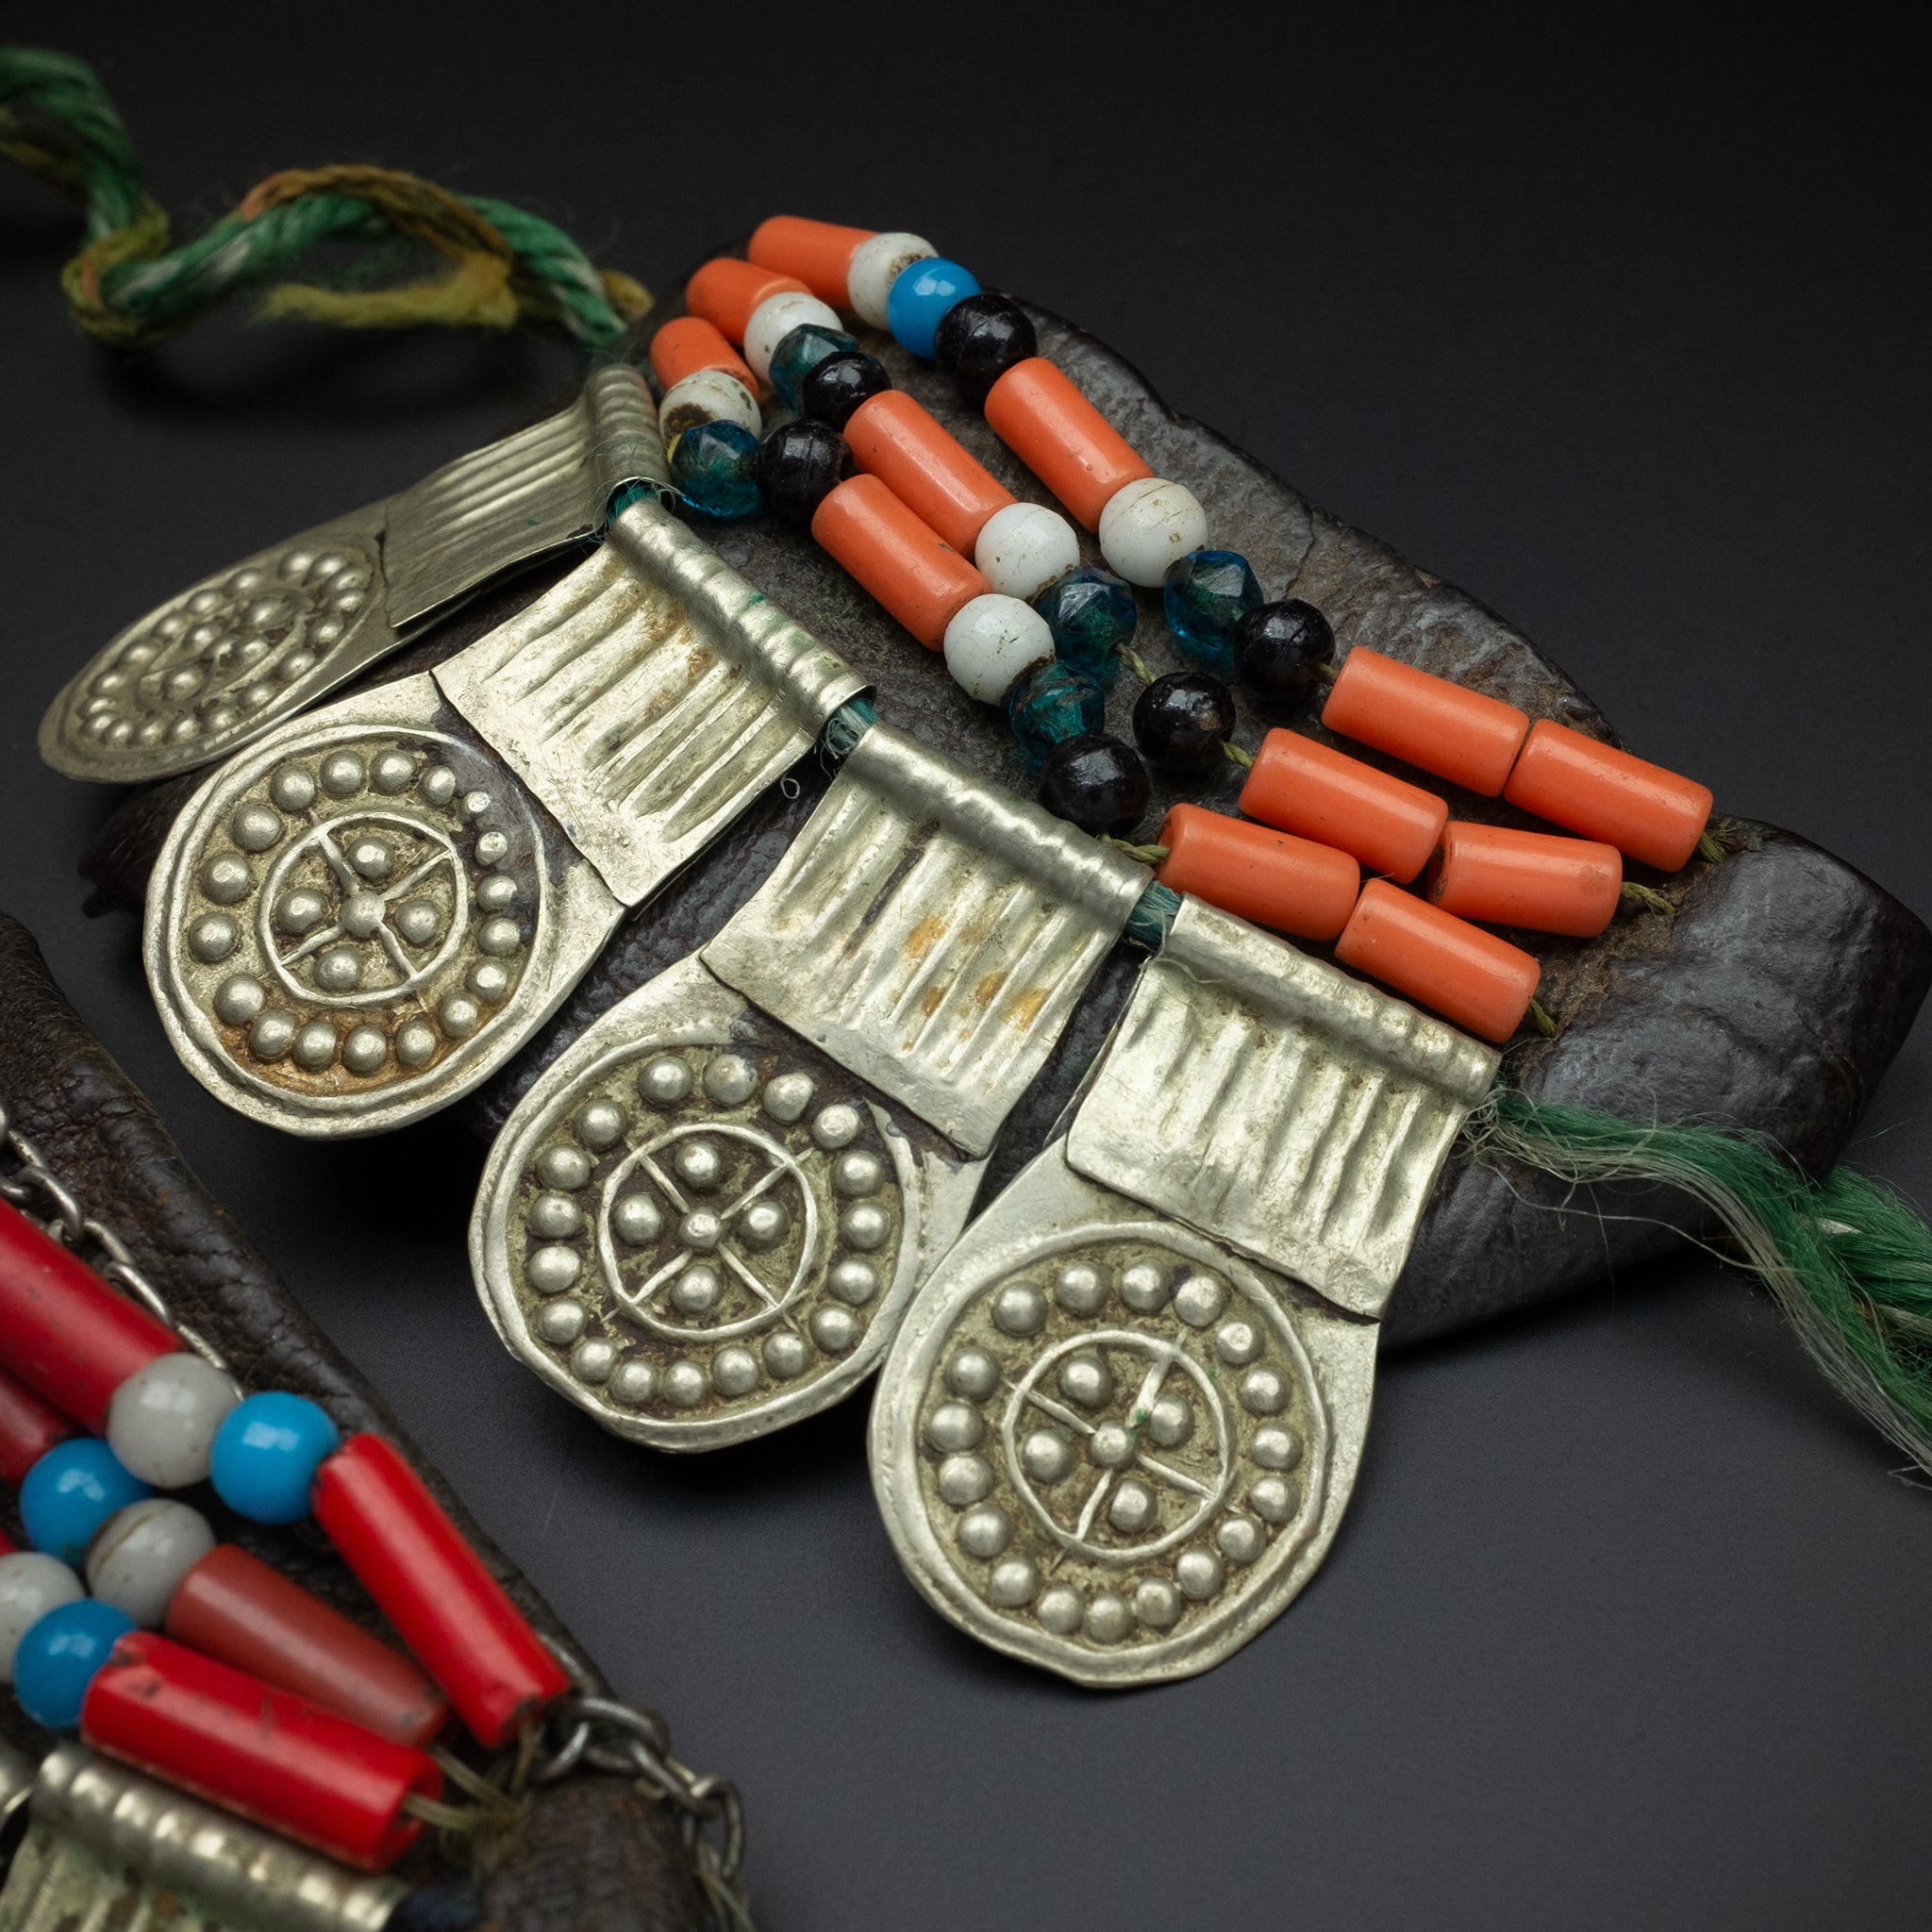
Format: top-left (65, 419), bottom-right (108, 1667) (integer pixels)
top-left (40, 510), bottom-right (393, 785)
top-left (873, 1137), bottom-right (1377, 1689)
top-left (472, 956), bottom-right (983, 1452)
top-left (143, 685), bottom-right (610, 1136)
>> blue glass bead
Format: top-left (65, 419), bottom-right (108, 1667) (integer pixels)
top-left (887, 258), bottom-right (981, 360)
top-left (768, 323), bottom-right (859, 413)
top-left (210, 1391), bottom-right (341, 1524)
top-left (668, 422), bottom-right (762, 521)
top-left (1008, 661), bottom-right (1105, 770)
top-left (20, 1440), bottom-right (151, 1566)
top-left (1162, 550), bottom-right (1263, 675)
top-left (10, 1598), bottom-right (135, 1729)
top-left (1033, 567), bottom-right (1138, 684)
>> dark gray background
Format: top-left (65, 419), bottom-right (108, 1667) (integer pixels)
top-left (4, 10), bottom-right (1928, 1927)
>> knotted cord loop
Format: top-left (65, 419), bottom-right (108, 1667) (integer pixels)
top-left (0, 48), bottom-right (650, 351)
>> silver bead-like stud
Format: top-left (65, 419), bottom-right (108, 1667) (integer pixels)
top-left (810, 1104), bottom-right (861, 1150)
top-left (639, 1056), bottom-right (692, 1108)
top-left (574, 1099), bottom-right (626, 1149)
top-left (229, 804), bottom-right (282, 853)
top-left (763, 1072), bottom-right (814, 1123)
top-left (957, 1507), bottom-right (1013, 1559)
top-left (712, 1347), bottom-right (759, 1397)
top-left (701, 1054), bottom-right (758, 1105)
top-left (1054, 1262), bottom-right (1108, 1314)
top-left (211, 974), bottom-right (266, 1026)
top-left (528, 1193), bottom-right (582, 1239)
top-left (810, 1306), bottom-right (859, 1353)
top-left (291, 1021), bottom-right (339, 1071)
top-left (395, 1022), bottom-right (438, 1068)
top-left (270, 765), bottom-right (316, 812)
top-left (537, 1144), bottom-right (591, 1191)
top-left (342, 1025), bottom-right (388, 1075)
top-left (840, 1203), bottom-right (890, 1252)
top-left (1120, 1261), bottom-right (1170, 1313)
top-left (527, 1246), bottom-right (582, 1294)
top-left (1173, 1273), bottom-right (1227, 1328)
top-left (991, 1282), bottom-right (1046, 1336)
top-left (828, 1258), bottom-right (877, 1304)
top-left (945, 1347), bottom-right (1000, 1401)
top-left (610, 1195), bottom-right (661, 1244)
top-left (188, 913), bottom-right (238, 963)
top-left (763, 1332), bottom-right (809, 1380)
top-left (925, 1402), bottom-right (984, 1454)
top-left (319, 751), bottom-right (365, 797)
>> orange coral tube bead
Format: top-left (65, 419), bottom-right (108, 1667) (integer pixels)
top-left (845, 391), bottom-right (1016, 556)
top-left (1239, 730), bottom-right (1449, 884)
top-left (1155, 805), bottom-right (1360, 941)
top-left (1336, 880), bottom-right (1541, 1043)
top-left (810, 475), bottom-right (987, 648)
top-left (648, 316), bottom-right (756, 395)
top-left (684, 258), bottom-right (810, 345)
top-left (1428, 822), bottom-right (1623, 937)
top-left (983, 358), bottom-right (1152, 529)
top-left (1503, 720), bottom-right (1713, 872)
top-left (1321, 647), bottom-right (1529, 796)
top-left (748, 215), bottom-right (875, 307)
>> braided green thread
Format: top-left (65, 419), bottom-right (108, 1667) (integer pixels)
top-left (1126, 884), bottom-right (1182, 951)
top-left (0, 47), bottom-right (649, 351)
top-left (1474, 1088), bottom-right (1932, 1478)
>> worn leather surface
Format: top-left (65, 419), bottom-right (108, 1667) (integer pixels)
top-left (72, 284), bottom-right (1932, 1350)
top-left (0, 913), bottom-right (715, 1929)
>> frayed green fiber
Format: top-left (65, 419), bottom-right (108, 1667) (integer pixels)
top-left (1473, 1087), bottom-right (1932, 1476)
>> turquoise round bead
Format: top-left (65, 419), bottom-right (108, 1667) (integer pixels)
top-left (769, 323), bottom-right (859, 413)
top-left (1034, 568), bottom-right (1138, 684)
top-left (19, 1440), bottom-right (151, 1566)
top-left (1008, 662), bottom-right (1105, 770)
top-left (209, 1392), bottom-right (341, 1524)
top-left (1163, 551), bottom-right (1263, 675)
top-left (669, 421), bottom-right (762, 521)
top-left (11, 1598), bottom-right (135, 1729)
top-left (887, 258), bottom-right (980, 360)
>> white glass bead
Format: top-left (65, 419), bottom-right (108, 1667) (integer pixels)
top-left (974, 502), bottom-right (1081, 602)
top-left (0, 1551), bottom-right (85, 1680)
top-left (744, 291), bottom-right (843, 382)
top-left (86, 1499), bottom-right (217, 1627)
top-left (942, 594), bottom-right (1056, 705)
top-left (658, 369), bottom-right (761, 441)
top-left (106, 1352), bottom-right (242, 1489)
top-left (1098, 476), bottom-right (1209, 588)
top-left (847, 232), bottom-right (938, 328)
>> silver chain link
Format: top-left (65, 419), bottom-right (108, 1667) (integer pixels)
top-left (1, 1091), bottom-right (752, 1925)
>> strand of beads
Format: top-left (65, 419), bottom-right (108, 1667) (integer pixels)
top-left (0, 1195), bottom-right (573, 1873)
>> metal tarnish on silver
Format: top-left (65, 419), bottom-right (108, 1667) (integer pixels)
top-left (144, 502), bottom-right (860, 1139)
top-left (872, 895), bottom-right (1499, 1688)
top-left (0, 1745), bottom-right (405, 1932)
top-left (41, 364), bottom-right (669, 784)
top-left (703, 723), bottom-right (1149, 1158)
top-left (1068, 897), bottom-right (1498, 1319)
top-left (472, 723), bottom-right (1145, 1450)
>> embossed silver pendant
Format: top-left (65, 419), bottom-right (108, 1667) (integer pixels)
top-left (143, 499), bottom-right (865, 1136)
top-left (471, 723), bottom-right (1151, 1449)
top-left (41, 364), bottom-right (665, 784)
top-left (871, 897), bottom-right (1499, 1686)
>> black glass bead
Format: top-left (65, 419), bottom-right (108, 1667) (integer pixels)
top-left (1132, 671), bottom-right (1237, 769)
top-left (801, 351), bottom-right (891, 430)
top-left (1231, 599), bottom-right (1335, 701)
top-left (1038, 732), bottom-right (1150, 838)
top-left (756, 421), bottom-right (852, 526)
top-left (934, 292), bottom-right (1039, 402)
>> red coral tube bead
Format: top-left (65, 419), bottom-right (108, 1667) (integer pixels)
top-left (82, 1631), bottom-right (439, 1872)
top-left (0, 1361), bottom-right (75, 1485)
top-left (1503, 720), bottom-right (1714, 872)
top-left (1238, 730), bottom-right (1449, 884)
top-left (810, 475), bottom-right (988, 648)
top-left (684, 258), bottom-right (810, 345)
top-left (648, 315), bottom-right (757, 395)
top-left (748, 215), bottom-right (875, 306)
top-left (0, 1200), bottom-right (179, 1432)
top-left (843, 391), bottom-right (1016, 555)
top-left (312, 1435), bottom-right (571, 1748)
top-left (165, 1543), bottom-right (449, 1748)
top-left (983, 359), bottom-right (1152, 529)
top-left (1335, 880), bottom-right (1542, 1043)
top-left (1320, 647), bottom-right (1530, 797)
top-left (1428, 822), bottom-right (1623, 938)
top-left (1155, 805), bottom-right (1360, 941)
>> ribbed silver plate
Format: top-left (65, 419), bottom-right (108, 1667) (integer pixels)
top-left (41, 364), bottom-right (669, 784)
top-left (703, 723), bottom-right (1149, 1158)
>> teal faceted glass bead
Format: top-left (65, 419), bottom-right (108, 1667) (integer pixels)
top-left (1163, 550), bottom-right (1262, 675)
top-left (669, 422), bottom-right (762, 521)
top-left (1033, 567), bottom-right (1137, 684)
top-left (769, 323), bottom-right (859, 413)
top-left (1008, 660), bottom-right (1105, 769)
